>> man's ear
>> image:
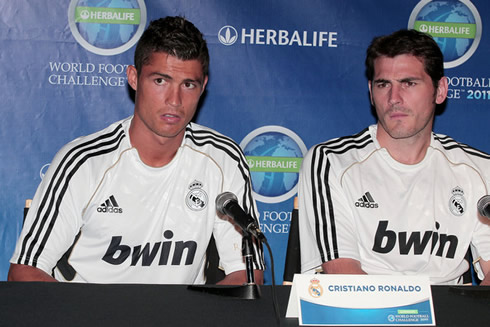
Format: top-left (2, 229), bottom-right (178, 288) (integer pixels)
top-left (435, 76), bottom-right (448, 105)
top-left (368, 80), bottom-right (374, 106)
top-left (200, 75), bottom-right (209, 96)
top-left (127, 65), bottom-right (138, 91)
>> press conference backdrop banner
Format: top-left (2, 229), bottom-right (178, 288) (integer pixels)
top-left (1, 0), bottom-right (489, 283)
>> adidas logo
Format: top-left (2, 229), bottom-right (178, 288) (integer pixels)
top-left (355, 192), bottom-right (378, 209)
top-left (97, 195), bottom-right (123, 213)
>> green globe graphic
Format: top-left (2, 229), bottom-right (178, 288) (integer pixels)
top-left (243, 132), bottom-right (302, 197)
top-left (415, 1), bottom-right (476, 62)
top-left (77, 0), bottom-right (139, 49)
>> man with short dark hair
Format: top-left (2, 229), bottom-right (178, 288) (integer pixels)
top-left (9, 16), bottom-right (264, 284)
top-left (298, 29), bottom-right (490, 285)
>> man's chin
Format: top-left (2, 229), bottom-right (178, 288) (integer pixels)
top-left (155, 127), bottom-right (186, 140)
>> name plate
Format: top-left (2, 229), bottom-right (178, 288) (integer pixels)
top-left (286, 274), bottom-right (435, 326)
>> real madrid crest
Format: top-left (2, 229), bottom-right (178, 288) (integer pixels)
top-left (308, 278), bottom-right (323, 298)
top-left (185, 180), bottom-right (208, 211)
top-left (449, 186), bottom-right (466, 216)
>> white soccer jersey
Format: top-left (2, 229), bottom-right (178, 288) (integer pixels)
top-left (299, 125), bottom-right (490, 285)
top-left (11, 117), bottom-right (264, 284)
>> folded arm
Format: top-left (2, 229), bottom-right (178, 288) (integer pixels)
top-left (322, 258), bottom-right (367, 275)
top-left (217, 269), bottom-right (263, 285)
top-left (8, 263), bottom-right (57, 282)
top-left (479, 258), bottom-right (490, 285)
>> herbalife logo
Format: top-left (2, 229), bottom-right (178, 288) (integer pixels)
top-left (217, 25), bottom-right (338, 48)
top-left (355, 192), bottom-right (379, 209)
top-left (68, 0), bottom-right (147, 56)
top-left (97, 195), bottom-right (123, 213)
top-left (247, 156), bottom-right (302, 173)
top-left (75, 6), bottom-right (140, 24)
top-left (218, 25), bottom-right (238, 46)
top-left (240, 125), bottom-right (307, 204)
top-left (415, 21), bottom-right (474, 38)
top-left (408, 0), bottom-right (482, 68)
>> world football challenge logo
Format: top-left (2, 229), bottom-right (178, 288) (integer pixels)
top-left (408, 0), bottom-right (482, 68)
top-left (68, 0), bottom-right (147, 56)
top-left (240, 126), bottom-right (307, 204)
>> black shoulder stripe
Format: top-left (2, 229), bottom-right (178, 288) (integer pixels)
top-left (310, 148), bottom-right (334, 262)
top-left (187, 134), bottom-right (257, 221)
top-left (435, 134), bottom-right (490, 159)
top-left (18, 124), bottom-right (125, 266)
top-left (186, 128), bottom-right (264, 269)
top-left (310, 134), bottom-right (373, 261)
top-left (21, 129), bottom-right (125, 265)
top-left (185, 127), bottom-right (255, 212)
top-left (442, 144), bottom-right (490, 159)
top-left (185, 128), bottom-right (249, 179)
top-left (186, 128), bottom-right (245, 161)
top-left (32, 135), bottom-right (126, 265)
top-left (312, 135), bottom-right (373, 158)
top-left (316, 128), bottom-right (371, 151)
top-left (320, 127), bottom-right (370, 148)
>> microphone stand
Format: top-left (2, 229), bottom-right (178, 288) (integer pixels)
top-left (240, 231), bottom-right (261, 299)
top-left (243, 231), bottom-right (256, 284)
top-left (188, 231), bottom-right (261, 300)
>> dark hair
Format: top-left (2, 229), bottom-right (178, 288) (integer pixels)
top-left (134, 16), bottom-right (209, 77)
top-left (365, 29), bottom-right (444, 88)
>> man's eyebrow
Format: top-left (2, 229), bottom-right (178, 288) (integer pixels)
top-left (183, 77), bottom-right (203, 86)
top-left (397, 77), bottom-right (422, 83)
top-left (149, 72), bottom-right (203, 85)
top-left (373, 77), bottom-right (422, 84)
top-left (150, 72), bottom-right (172, 80)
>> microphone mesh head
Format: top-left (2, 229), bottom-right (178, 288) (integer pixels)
top-left (215, 192), bottom-right (237, 215)
top-left (477, 195), bottom-right (490, 218)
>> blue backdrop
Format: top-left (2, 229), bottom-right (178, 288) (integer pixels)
top-left (1, 0), bottom-right (489, 283)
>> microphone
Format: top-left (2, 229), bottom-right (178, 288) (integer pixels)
top-left (216, 192), bottom-right (266, 242)
top-left (477, 195), bottom-right (490, 219)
